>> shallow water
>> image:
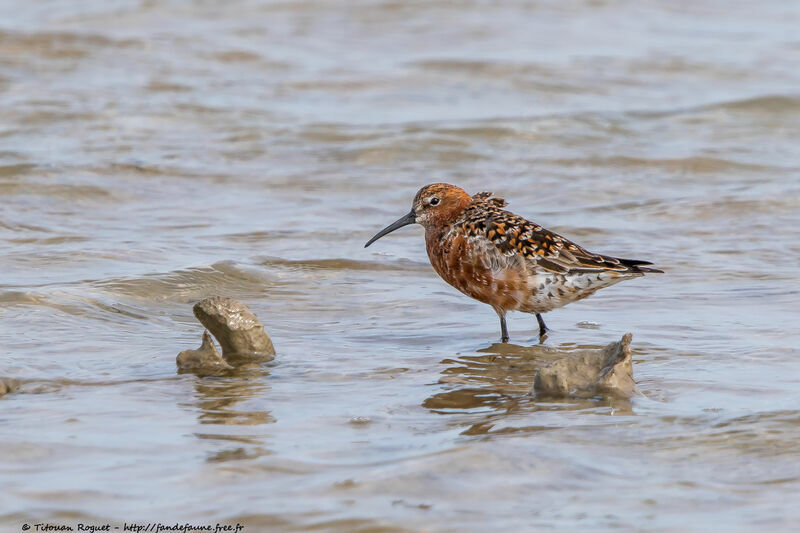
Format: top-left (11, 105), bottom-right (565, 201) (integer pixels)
top-left (2, 0), bottom-right (800, 530)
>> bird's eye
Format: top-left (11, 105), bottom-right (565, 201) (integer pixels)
top-left (429, 197), bottom-right (440, 206)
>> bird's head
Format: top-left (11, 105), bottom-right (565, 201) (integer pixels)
top-left (364, 183), bottom-right (472, 247)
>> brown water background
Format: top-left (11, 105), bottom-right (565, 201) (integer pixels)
top-left (2, 1), bottom-right (800, 531)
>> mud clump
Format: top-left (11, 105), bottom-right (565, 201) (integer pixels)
top-left (177, 297), bottom-right (275, 374)
top-left (177, 331), bottom-right (234, 375)
top-left (192, 297), bottom-right (275, 363)
top-left (533, 333), bottom-right (635, 398)
top-left (0, 377), bottom-right (20, 397)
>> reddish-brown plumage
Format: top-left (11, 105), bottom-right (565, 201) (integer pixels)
top-left (366, 183), bottom-right (662, 343)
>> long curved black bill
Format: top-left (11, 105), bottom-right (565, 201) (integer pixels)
top-left (364, 210), bottom-right (416, 248)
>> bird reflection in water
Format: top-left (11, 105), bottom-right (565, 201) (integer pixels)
top-left (423, 342), bottom-right (632, 436)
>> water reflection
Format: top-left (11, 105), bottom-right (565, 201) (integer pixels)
top-left (189, 366), bottom-right (274, 425)
top-left (423, 341), bottom-right (633, 436)
top-left (423, 343), bottom-right (542, 412)
top-left (184, 366), bottom-right (275, 463)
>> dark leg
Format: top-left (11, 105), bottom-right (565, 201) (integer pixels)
top-left (498, 312), bottom-right (509, 343)
top-left (536, 313), bottom-right (548, 338)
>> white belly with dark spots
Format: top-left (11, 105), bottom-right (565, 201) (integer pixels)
top-left (518, 271), bottom-right (638, 313)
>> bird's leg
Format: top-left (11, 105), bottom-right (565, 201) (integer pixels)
top-left (495, 309), bottom-right (509, 343)
top-left (536, 313), bottom-right (548, 338)
top-left (500, 315), bottom-right (509, 343)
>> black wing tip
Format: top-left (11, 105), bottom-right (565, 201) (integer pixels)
top-left (618, 257), bottom-right (663, 274)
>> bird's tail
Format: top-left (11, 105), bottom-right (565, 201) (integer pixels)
top-left (617, 258), bottom-right (664, 274)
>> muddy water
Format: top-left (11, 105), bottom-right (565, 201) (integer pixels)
top-left (2, 1), bottom-right (800, 530)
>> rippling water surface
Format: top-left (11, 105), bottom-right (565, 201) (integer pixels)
top-left (2, 1), bottom-right (800, 530)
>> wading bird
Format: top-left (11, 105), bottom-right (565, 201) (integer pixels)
top-left (365, 183), bottom-right (662, 343)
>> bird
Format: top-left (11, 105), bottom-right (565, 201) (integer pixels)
top-left (364, 183), bottom-right (662, 343)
